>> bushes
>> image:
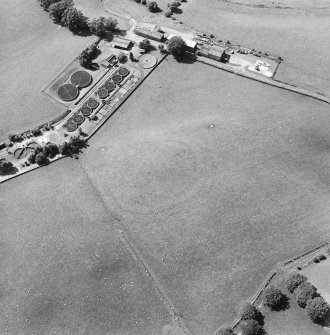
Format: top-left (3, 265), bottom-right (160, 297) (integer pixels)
top-left (89, 17), bottom-right (117, 36)
top-left (286, 273), bottom-right (307, 293)
top-left (240, 303), bottom-right (263, 324)
top-left (32, 128), bottom-right (42, 137)
top-left (216, 327), bottom-right (234, 335)
top-left (36, 153), bottom-right (49, 166)
top-left (60, 136), bottom-right (87, 157)
top-left (295, 282), bottom-right (318, 308)
top-left (262, 285), bottom-right (286, 310)
top-left (239, 320), bottom-right (262, 335)
top-left (9, 134), bottom-right (24, 143)
top-left (0, 159), bottom-right (16, 175)
top-left (37, 0), bottom-right (62, 11)
top-left (78, 42), bottom-right (99, 68)
top-left (139, 38), bottom-right (151, 51)
top-left (43, 143), bottom-right (60, 158)
top-left (148, 1), bottom-right (159, 12)
top-left (306, 297), bottom-right (330, 324)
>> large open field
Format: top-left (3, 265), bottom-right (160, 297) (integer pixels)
top-left (3, 1), bottom-right (330, 335)
top-left (0, 159), bottom-right (178, 335)
top-left (74, 58), bottom-right (330, 334)
top-left (0, 0), bottom-right (96, 140)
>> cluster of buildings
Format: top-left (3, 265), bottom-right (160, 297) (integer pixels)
top-left (109, 22), bottom-right (229, 64)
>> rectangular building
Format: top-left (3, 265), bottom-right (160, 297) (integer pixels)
top-left (134, 26), bottom-right (164, 42)
top-left (111, 37), bottom-right (132, 50)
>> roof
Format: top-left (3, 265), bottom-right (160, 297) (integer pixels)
top-left (134, 26), bottom-right (164, 40)
top-left (166, 33), bottom-right (197, 49)
top-left (208, 49), bottom-right (224, 57)
top-left (112, 37), bottom-right (132, 49)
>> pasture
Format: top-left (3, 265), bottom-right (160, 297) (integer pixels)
top-left (78, 58), bottom-right (330, 334)
top-left (0, 158), bottom-right (175, 335)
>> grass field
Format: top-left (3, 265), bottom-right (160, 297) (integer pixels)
top-left (0, 159), bottom-right (177, 335)
top-left (2, 1), bottom-right (330, 335)
top-left (0, 0), bottom-right (96, 141)
top-left (76, 58), bottom-right (330, 334)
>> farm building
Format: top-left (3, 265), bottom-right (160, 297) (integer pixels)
top-left (101, 54), bottom-right (116, 68)
top-left (198, 45), bottom-right (227, 62)
top-left (134, 25), bottom-right (164, 42)
top-left (165, 33), bottom-right (197, 53)
top-left (111, 37), bottom-right (132, 50)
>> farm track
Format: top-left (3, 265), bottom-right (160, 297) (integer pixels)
top-left (76, 160), bottom-right (192, 335)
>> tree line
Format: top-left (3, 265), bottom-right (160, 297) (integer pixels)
top-left (37, 0), bottom-right (118, 36)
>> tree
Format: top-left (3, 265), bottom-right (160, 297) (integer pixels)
top-left (28, 152), bottom-right (37, 164)
top-left (239, 320), bottom-right (262, 335)
top-left (216, 327), bottom-right (234, 335)
top-left (89, 17), bottom-right (117, 36)
top-left (36, 153), bottom-right (49, 166)
top-left (37, 0), bottom-right (62, 11)
top-left (48, 0), bottom-right (73, 24)
top-left (306, 297), bottom-right (330, 324)
top-left (60, 136), bottom-right (87, 157)
top-left (148, 1), bottom-right (159, 12)
top-left (286, 273), bottom-right (308, 293)
top-left (158, 44), bottom-right (166, 53)
top-left (139, 38), bottom-right (151, 51)
top-left (167, 36), bottom-right (186, 59)
top-left (262, 285), bottom-right (286, 310)
top-left (61, 7), bottom-right (89, 33)
top-left (0, 160), bottom-right (16, 175)
top-left (240, 303), bottom-right (263, 324)
top-left (295, 282), bottom-right (318, 308)
top-left (142, 0), bottom-right (147, 4)
top-left (103, 17), bottom-right (117, 31)
top-left (43, 143), bottom-right (59, 158)
top-left (117, 52), bottom-right (126, 63)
